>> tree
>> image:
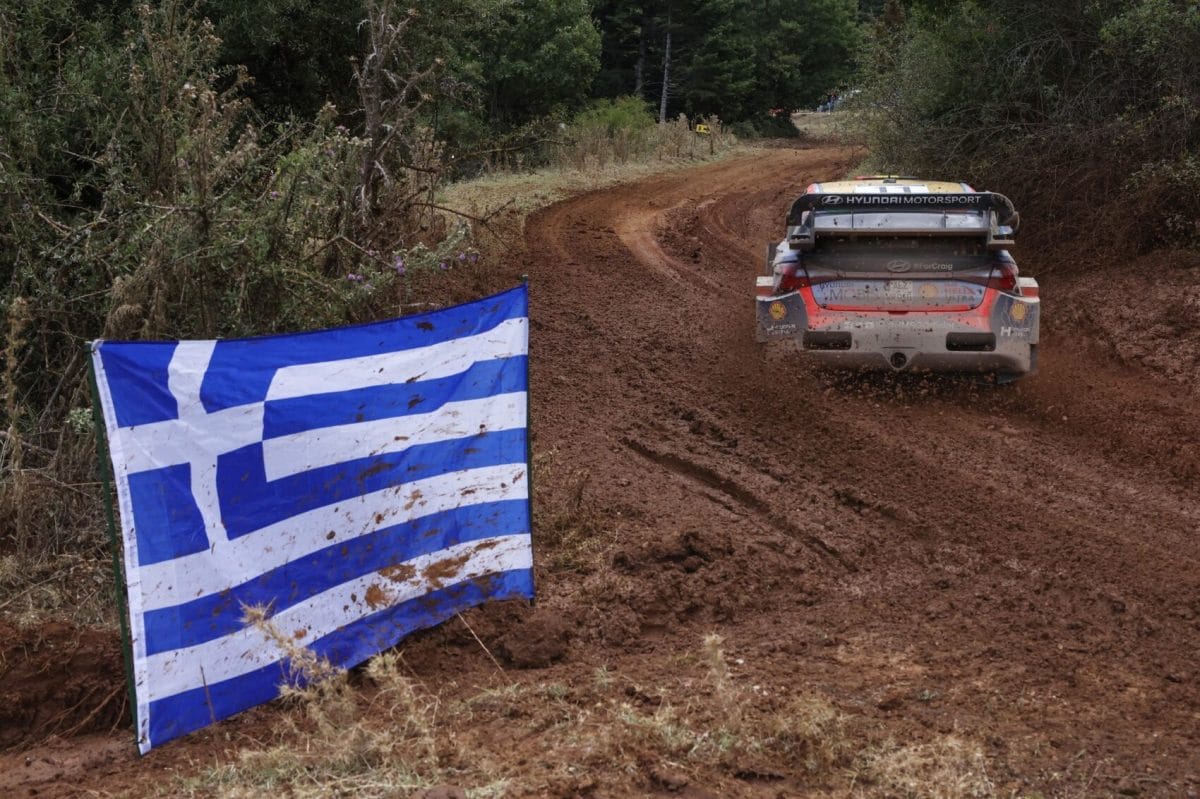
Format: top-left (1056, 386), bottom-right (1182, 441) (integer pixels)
top-left (478, 0), bottom-right (601, 126)
top-left (593, 0), bottom-right (860, 122)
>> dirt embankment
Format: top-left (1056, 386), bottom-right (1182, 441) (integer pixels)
top-left (4, 144), bottom-right (1198, 797)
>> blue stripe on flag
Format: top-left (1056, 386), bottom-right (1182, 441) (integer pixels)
top-left (97, 341), bottom-right (179, 427)
top-left (127, 464), bottom-right (210, 565)
top-left (215, 428), bottom-right (527, 540)
top-left (142, 499), bottom-right (530, 655)
top-left (145, 567), bottom-right (534, 749)
top-left (199, 285), bottom-right (527, 413)
top-left (262, 355), bottom-right (528, 439)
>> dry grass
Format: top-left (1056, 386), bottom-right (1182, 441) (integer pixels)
top-left (854, 736), bottom-right (995, 798)
top-left (166, 627), bottom-right (994, 798)
top-left (529, 449), bottom-right (614, 574)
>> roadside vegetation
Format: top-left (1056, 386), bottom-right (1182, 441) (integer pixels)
top-left (170, 630), bottom-right (992, 798)
top-left (854, 0), bottom-right (1200, 258)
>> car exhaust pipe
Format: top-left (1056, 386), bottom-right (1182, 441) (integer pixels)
top-left (889, 352), bottom-right (908, 370)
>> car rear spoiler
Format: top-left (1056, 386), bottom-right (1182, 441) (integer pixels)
top-left (785, 192), bottom-right (1019, 251)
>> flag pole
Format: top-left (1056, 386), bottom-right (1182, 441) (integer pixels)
top-left (521, 275), bottom-right (537, 608)
top-left (86, 343), bottom-right (140, 751)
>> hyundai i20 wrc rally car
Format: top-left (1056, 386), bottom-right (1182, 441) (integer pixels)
top-left (755, 177), bottom-right (1039, 382)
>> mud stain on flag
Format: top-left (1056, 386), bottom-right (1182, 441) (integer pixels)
top-left (379, 562), bottom-right (417, 583)
top-left (364, 583), bottom-right (390, 609)
top-left (422, 553), bottom-right (471, 590)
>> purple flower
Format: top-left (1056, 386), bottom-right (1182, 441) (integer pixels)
top-left (393, 255), bottom-right (405, 273)
top-left (457, 252), bottom-right (467, 261)
top-left (346, 273), bottom-right (364, 282)
top-left (439, 261), bottom-right (449, 270)
top-left (269, 190), bottom-right (281, 199)
top-left (469, 253), bottom-right (479, 263)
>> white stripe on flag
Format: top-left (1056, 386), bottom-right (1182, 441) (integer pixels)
top-left (142, 534), bottom-right (532, 703)
top-left (137, 462), bottom-right (528, 611)
top-left (266, 317), bottom-right (528, 401)
top-left (262, 392), bottom-right (526, 480)
top-left (111, 403), bottom-right (265, 476)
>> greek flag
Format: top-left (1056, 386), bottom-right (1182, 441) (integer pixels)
top-left (90, 285), bottom-right (533, 753)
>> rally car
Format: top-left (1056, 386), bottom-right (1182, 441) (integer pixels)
top-left (755, 177), bottom-right (1039, 382)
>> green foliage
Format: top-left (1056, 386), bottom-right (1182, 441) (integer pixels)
top-left (592, 0), bottom-right (861, 128)
top-left (572, 96), bottom-right (657, 134)
top-left (478, 0), bottom-right (602, 126)
top-left (200, 0), bottom-right (363, 121)
top-left (0, 0), bottom-right (475, 559)
top-left (731, 112), bottom-right (801, 139)
top-left (854, 0), bottom-right (1200, 253)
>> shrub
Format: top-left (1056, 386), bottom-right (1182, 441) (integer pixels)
top-left (854, 0), bottom-right (1200, 256)
top-left (0, 0), bottom-right (473, 574)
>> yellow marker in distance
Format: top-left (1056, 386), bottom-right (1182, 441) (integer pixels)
top-left (695, 124), bottom-right (711, 135)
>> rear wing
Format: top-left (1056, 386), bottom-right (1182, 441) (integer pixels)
top-left (785, 192), bottom-right (1019, 252)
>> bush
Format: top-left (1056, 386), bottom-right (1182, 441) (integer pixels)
top-left (0, 0), bottom-right (475, 571)
top-left (571, 96), bottom-right (656, 135)
top-left (732, 113), bottom-right (800, 139)
top-left (854, 0), bottom-right (1200, 256)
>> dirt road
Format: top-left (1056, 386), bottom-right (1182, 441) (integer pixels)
top-left (5, 144), bottom-right (1198, 797)
top-left (516, 144), bottom-right (1200, 794)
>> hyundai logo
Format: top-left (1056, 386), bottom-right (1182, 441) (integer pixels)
top-left (886, 259), bottom-right (912, 273)
top-left (823, 195), bottom-right (844, 205)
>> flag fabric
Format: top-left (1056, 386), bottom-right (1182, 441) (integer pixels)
top-left (90, 285), bottom-right (533, 754)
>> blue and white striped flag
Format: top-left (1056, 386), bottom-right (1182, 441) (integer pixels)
top-left (90, 285), bottom-right (533, 753)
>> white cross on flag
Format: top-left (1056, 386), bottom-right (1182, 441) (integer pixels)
top-left (90, 285), bottom-right (533, 753)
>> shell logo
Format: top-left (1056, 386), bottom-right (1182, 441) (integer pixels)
top-left (919, 283), bottom-right (939, 300)
top-left (769, 301), bottom-right (788, 321)
top-left (1009, 303), bottom-right (1028, 323)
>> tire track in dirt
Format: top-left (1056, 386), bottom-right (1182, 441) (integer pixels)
top-left (621, 436), bottom-right (855, 570)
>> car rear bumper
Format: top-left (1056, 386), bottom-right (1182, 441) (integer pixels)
top-left (756, 288), bottom-right (1040, 375)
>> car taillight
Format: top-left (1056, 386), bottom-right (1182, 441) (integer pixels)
top-left (986, 263), bottom-right (1020, 295)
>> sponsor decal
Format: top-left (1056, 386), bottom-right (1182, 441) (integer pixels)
top-left (820, 194), bottom-right (985, 208)
top-left (919, 283), bottom-right (939, 300)
top-left (768, 301), bottom-right (788, 321)
top-left (1008, 302), bottom-right (1028, 323)
top-left (1000, 325), bottom-right (1031, 338)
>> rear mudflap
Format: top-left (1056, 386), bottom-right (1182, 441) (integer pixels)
top-left (756, 290), bottom-right (806, 342)
top-left (989, 292), bottom-right (1040, 345)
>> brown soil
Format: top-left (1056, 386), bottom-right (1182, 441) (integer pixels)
top-left (4, 144), bottom-right (1199, 797)
top-left (0, 621), bottom-right (129, 751)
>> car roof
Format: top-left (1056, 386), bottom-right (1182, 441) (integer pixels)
top-left (808, 178), bottom-right (973, 194)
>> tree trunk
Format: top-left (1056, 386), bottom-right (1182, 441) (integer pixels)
top-left (658, 7), bottom-right (671, 124)
top-left (634, 14), bottom-right (647, 98)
